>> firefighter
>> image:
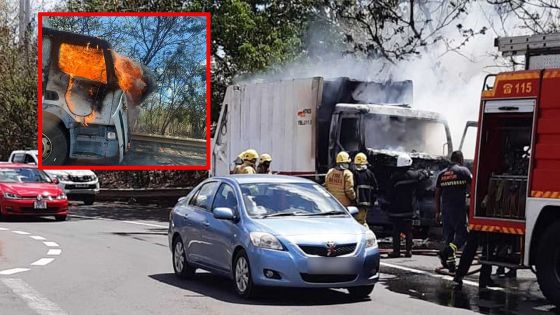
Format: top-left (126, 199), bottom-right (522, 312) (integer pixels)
top-left (257, 153), bottom-right (272, 174)
top-left (435, 150), bottom-right (472, 272)
top-left (352, 152), bottom-right (378, 227)
top-left (325, 151), bottom-right (356, 206)
top-left (231, 151), bottom-right (246, 174)
top-left (239, 149), bottom-right (259, 174)
top-left (386, 153), bottom-right (429, 258)
top-left (452, 231), bottom-right (497, 291)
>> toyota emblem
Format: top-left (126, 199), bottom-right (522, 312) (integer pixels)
top-left (326, 241), bottom-right (337, 256)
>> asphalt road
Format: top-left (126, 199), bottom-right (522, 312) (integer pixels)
top-left (0, 202), bottom-right (557, 315)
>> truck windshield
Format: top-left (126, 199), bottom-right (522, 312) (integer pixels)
top-left (363, 114), bottom-right (448, 156)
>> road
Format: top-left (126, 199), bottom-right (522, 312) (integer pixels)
top-left (0, 202), bottom-right (557, 315)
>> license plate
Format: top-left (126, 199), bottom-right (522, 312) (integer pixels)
top-left (308, 257), bottom-right (356, 274)
top-left (34, 200), bottom-right (47, 209)
top-left (74, 184), bottom-right (89, 188)
top-left (412, 219), bottom-right (421, 226)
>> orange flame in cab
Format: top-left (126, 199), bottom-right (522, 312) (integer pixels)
top-left (59, 43), bottom-right (107, 83)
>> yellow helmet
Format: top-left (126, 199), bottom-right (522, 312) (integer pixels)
top-left (242, 149), bottom-right (259, 161)
top-left (336, 151), bottom-right (351, 164)
top-left (260, 153), bottom-right (272, 162)
top-left (354, 152), bottom-right (368, 165)
top-left (238, 151), bottom-right (246, 160)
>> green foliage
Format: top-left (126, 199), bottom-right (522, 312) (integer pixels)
top-left (0, 19), bottom-right (37, 160)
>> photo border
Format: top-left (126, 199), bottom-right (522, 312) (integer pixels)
top-left (37, 11), bottom-right (211, 171)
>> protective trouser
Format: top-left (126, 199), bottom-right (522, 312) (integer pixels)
top-left (454, 231), bottom-right (492, 286)
top-left (356, 207), bottom-right (369, 227)
top-left (440, 209), bottom-right (468, 270)
top-left (391, 217), bottom-right (413, 254)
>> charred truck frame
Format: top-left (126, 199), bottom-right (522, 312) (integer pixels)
top-left (469, 33), bottom-right (560, 305)
top-left (212, 77), bottom-right (454, 231)
top-left (41, 27), bottom-right (153, 165)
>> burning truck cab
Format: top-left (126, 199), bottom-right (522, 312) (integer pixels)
top-left (41, 27), bottom-right (155, 165)
top-left (211, 76), bottom-right (454, 231)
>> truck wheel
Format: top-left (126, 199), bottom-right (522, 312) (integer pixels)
top-left (536, 221), bottom-right (560, 306)
top-left (43, 120), bottom-right (68, 165)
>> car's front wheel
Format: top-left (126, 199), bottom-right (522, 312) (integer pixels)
top-left (83, 196), bottom-right (95, 206)
top-left (347, 285), bottom-right (375, 299)
top-left (172, 236), bottom-right (195, 279)
top-left (54, 215), bottom-right (67, 221)
top-left (233, 250), bottom-right (256, 298)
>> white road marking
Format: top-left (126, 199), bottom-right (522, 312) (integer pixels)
top-left (70, 214), bottom-right (167, 229)
top-left (47, 249), bottom-right (62, 256)
top-left (381, 262), bottom-right (504, 291)
top-left (0, 227), bottom-right (9, 231)
top-left (31, 258), bottom-right (55, 266)
top-left (31, 236), bottom-right (47, 240)
top-left (0, 268), bottom-right (30, 275)
top-left (13, 231), bottom-right (30, 235)
top-left (1, 278), bottom-right (67, 315)
top-left (42, 242), bottom-right (59, 247)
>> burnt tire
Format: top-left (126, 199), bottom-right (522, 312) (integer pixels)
top-left (83, 196), bottom-right (95, 206)
top-left (233, 249), bottom-right (256, 299)
top-left (43, 120), bottom-right (68, 165)
top-left (172, 236), bottom-right (196, 279)
top-left (347, 285), bottom-right (375, 299)
top-left (536, 221), bottom-right (560, 306)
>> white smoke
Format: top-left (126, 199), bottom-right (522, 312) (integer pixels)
top-left (241, 2), bottom-right (530, 160)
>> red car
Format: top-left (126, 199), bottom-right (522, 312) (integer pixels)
top-left (0, 164), bottom-right (68, 221)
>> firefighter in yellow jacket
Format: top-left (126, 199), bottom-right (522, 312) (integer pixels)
top-left (325, 151), bottom-right (356, 206)
top-left (231, 151), bottom-right (246, 174)
top-left (257, 153), bottom-right (272, 174)
top-left (239, 149), bottom-right (258, 174)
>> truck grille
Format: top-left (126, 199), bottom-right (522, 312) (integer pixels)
top-left (298, 243), bottom-right (356, 257)
top-left (300, 273), bottom-right (357, 283)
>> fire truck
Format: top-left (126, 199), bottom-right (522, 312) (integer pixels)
top-left (469, 33), bottom-right (560, 305)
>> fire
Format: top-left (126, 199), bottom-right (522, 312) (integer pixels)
top-left (112, 51), bottom-right (147, 105)
top-left (83, 110), bottom-right (97, 126)
top-left (59, 43), bottom-right (107, 84)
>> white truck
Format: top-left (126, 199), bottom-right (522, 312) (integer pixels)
top-left (9, 150), bottom-right (99, 205)
top-left (211, 77), bottom-right (453, 230)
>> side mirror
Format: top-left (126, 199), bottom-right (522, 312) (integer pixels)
top-left (214, 207), bottom-right (236, 221)
top-left (51, 177), bottom-right (59, 185)
top-left (347, 206), bottom-right (359, 216)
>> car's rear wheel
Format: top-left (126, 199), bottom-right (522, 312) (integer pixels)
top-left (347, 285), bottom-right (375, 299)
top-left (83, 196), bottom-right (95, 206)
top-left (55, 215), bottom-right (67, 221)
top-left (173, 236), bottom-right (195, 279)
top-left (42, 119), bottom-right (68, 166)
top-left (233, 250), bottom-right (255, 298)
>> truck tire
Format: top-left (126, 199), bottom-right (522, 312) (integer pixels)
top-left (43, 120), bottom-right (68, 165)
top-left (536, 221), bottom-right (560, 306)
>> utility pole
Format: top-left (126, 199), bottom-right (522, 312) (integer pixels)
top-left (18, 0), bottom-right (30, 45)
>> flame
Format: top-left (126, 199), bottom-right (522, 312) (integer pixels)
top-left (112, 51), bottom-right (147, 105)
top-left (59, 43), bottom-right (107, 83)
top-left (83, 110), bottom-right (97, 126)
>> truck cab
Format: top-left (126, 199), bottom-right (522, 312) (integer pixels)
top-left (41, 27), bottom-right (131, 165)
top-left (330, 103), bottom-right (453, 229)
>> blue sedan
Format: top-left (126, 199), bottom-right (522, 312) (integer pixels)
top-left (168, 175), bottom-right (380, 299)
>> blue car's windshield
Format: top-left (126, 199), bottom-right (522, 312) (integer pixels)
top-left (239, 182), bottom-right (348, 218)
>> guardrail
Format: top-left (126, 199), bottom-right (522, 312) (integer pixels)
top-left (131, 133), bottom-right (206, 149)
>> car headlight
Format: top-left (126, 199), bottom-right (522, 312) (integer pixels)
top-left (250, 232), bottom-right (284, 251)
top-left (56, 193), bottom-right (67, 200)
top-left (365, 230), bottom-right (378, 248)
top-left (3, 192), bottom-right (22, 199)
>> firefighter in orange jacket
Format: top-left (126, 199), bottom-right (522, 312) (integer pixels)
top-left (239, 149), bottom-right (258, 174)
top-left (325, 151), bottom-right (356, 206)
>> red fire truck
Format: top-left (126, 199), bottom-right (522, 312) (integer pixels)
top-left (469, 33), bottom-right (560, 305)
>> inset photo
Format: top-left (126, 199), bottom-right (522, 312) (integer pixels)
top-left (38, 12), bottom-right (210, 169)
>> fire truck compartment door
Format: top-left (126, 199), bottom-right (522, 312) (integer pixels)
top-left (484, 99), bottom-right (535, 113)
top-left (111, 93), bottom-right (126, 163)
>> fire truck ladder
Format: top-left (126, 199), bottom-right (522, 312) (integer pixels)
top-left (495, 33), bottom-right (560, 69)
